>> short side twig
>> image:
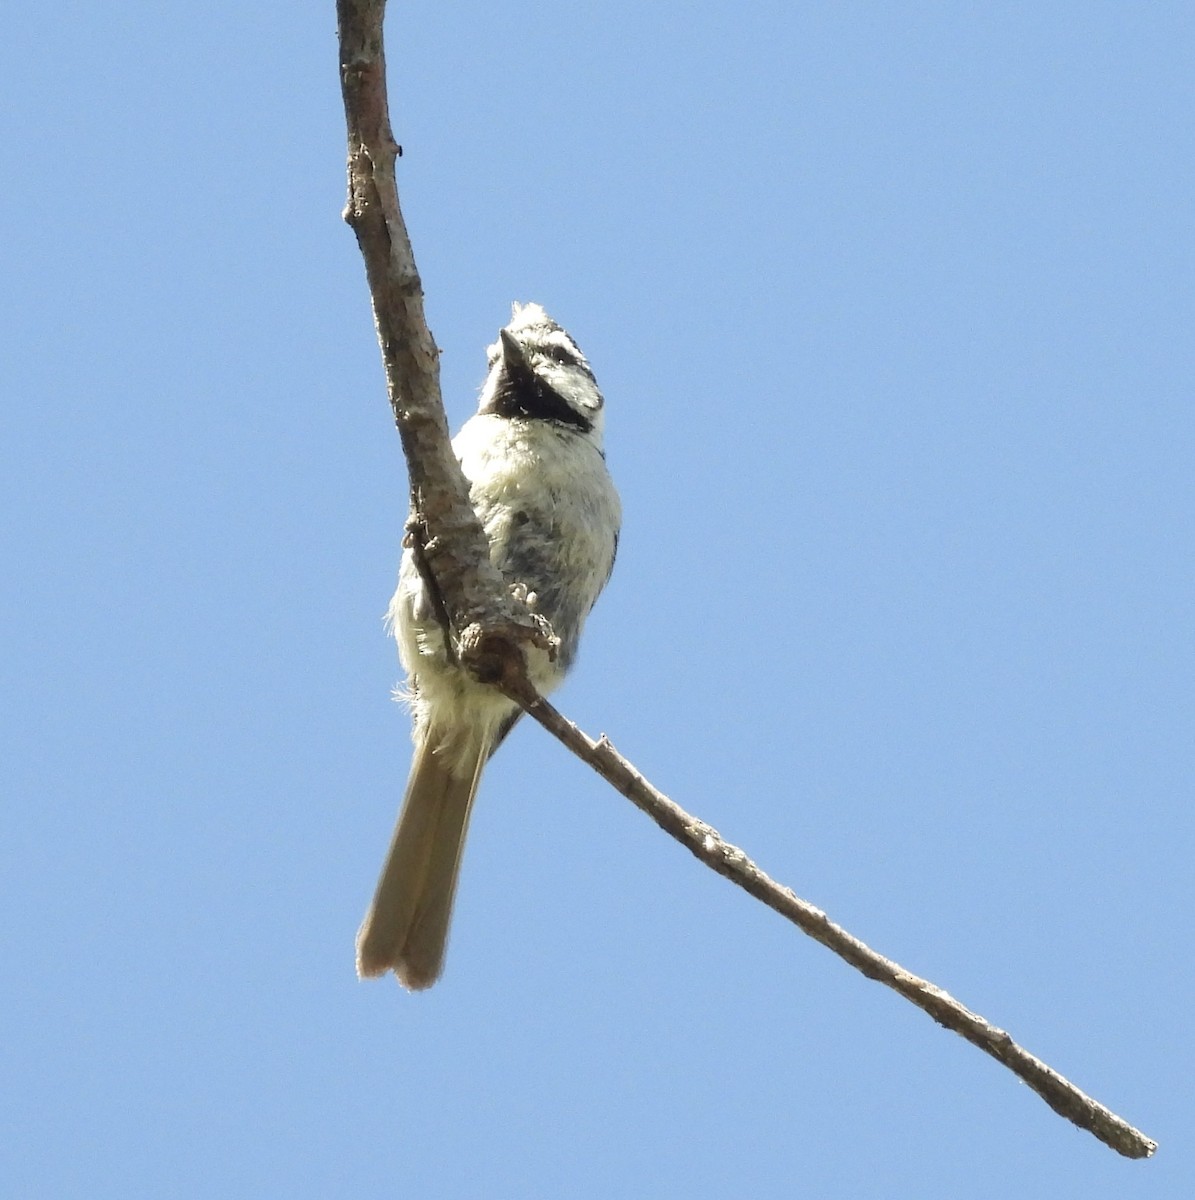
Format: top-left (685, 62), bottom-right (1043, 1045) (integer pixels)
top-left (499, 673), bottom-right (1157, 1161)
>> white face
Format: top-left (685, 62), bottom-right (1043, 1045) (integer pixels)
top-left (479, 303), bottom-right (606, 442)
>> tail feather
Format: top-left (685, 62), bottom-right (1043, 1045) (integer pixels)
top-left (356, 730), bottom-right (488, 989)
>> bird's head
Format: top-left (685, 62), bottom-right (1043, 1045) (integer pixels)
top-left (478, 303), bottom-right (606, 445)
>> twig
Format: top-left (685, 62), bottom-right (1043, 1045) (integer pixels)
top-left (337, 0), bottom-right (550, 678)
top-left (335, 0), bottom-right (1157, 1162)
top-left (497, 671), bottom-right (1157, 1160)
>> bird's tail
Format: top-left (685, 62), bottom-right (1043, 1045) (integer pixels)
top-left (356, 726), bottom-right (489, 989)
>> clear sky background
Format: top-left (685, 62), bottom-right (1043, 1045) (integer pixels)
top-left (3, 3), bottom-right (1192, 1197)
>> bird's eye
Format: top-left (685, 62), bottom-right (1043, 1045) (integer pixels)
top-left (542, 342), bottom-right (579, 366)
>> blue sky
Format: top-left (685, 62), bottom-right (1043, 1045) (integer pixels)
top-left (3, 2), bottom-right (1192, 1196)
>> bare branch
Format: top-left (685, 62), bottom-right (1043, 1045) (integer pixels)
top-left (335, 0), bottom-right (1157, 1163)
top-left (336, 0), bottom-right (550, 681)
top-left (498, 671), bottom-right (1156, 1160)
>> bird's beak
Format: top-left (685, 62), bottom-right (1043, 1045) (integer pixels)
top-left (499, 329), bottom-right (533, 385)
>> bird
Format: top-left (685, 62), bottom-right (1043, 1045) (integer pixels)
top-left (356, 303), bottom-right (621, 989)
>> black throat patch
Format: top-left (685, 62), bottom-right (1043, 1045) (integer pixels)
top-left (482, 370), bottom-right (593, 433)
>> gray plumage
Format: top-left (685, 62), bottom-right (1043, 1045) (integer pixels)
top-left (356, 304), bottom-right (620, 989)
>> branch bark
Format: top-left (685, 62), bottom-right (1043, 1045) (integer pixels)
top-left (498, 676), bottom-right (1157, 1160)
top-left (337, 0), bottom-right (550, 683)
top-left (336, 0), bottom-right (1157, 1162)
